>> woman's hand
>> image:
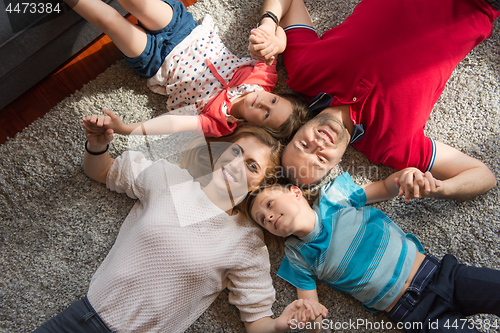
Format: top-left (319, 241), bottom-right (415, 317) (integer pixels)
top-left (82, 108), bottom-right (130, 138)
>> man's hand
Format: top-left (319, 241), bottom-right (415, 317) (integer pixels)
top-left (248, 23), bottom-right (286, 65)
top-left (395, 168), bottom-right (442, 201)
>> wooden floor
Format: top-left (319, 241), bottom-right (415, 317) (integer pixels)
top-left (0, 0), bottom-right (196, 145)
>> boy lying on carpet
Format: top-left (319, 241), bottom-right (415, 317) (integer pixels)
top-left (246, 172), bottom-right (500, 332)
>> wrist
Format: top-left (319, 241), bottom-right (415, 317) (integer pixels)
top-left (120, 123), bottom-right (136, 135)
top-left (258, 11), bottom-right (279, 29)
top-left (85, 140), bottom-right (109, 155)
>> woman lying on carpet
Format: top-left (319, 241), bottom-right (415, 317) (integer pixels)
top-left (66, 0), bottom-right (308, 140)
top-left (34, 123), bottom-right (327, 332)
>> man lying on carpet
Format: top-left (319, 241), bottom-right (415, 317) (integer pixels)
top-left (249, 0), bottom-right (498, 201)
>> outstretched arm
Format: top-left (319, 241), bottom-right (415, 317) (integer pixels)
top-left (362, 141), bottom-right (497, 203)
top-left (82, 120), bottom-right (115, 184)
top-left (295, 289), bottom-right (327, 333)
top-left (427, 140), bottom-right (496, 200)
top-left (83, 109), bottom-right (199, 136)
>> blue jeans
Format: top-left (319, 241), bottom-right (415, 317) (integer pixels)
top-left (124, 0), bottom-right (199, 77)
top-left (396, 254), bottom-right (500, 332)
top-left (33, 296), bottom-right (113, 333)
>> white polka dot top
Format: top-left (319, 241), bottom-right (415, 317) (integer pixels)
top-left (147, 14), bottom-right (264, 119)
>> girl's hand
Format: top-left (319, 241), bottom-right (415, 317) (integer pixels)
top-left (82, 108), bottom-right (128, 135)
top-left (248, 25), bottom-right (286, 65)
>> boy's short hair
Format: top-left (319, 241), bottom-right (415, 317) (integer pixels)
top-left (243, 183), bottom-right (295, 250)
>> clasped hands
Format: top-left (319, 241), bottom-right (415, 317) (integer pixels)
top-left (395, 168), bottom-right (443, 201)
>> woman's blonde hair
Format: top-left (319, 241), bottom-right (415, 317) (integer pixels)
top-left (179, 123), bottom-right (283, 210)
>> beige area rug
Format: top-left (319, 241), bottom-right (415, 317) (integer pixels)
top-left (1, 0), bottom-right (499, 332)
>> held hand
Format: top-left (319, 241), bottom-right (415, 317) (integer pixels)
top-left (276, 299), bottom-right (327, 331)
top-left (82, 109), bottom-right (120, 147)
top-left (248, 25), bottom-right (285, 65)
top-left (274, 299), bottom-right (304, 331)
top-left (292, 299), bottom-right (328, 323)
top-left (82, 108), bottom-right (127, 135)
top-left (395, 168), bottom-right (442, 201)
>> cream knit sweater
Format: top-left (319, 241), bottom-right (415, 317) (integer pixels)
top-left (86, 151), bottom-right (275, 332)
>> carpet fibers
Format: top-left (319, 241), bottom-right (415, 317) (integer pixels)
top-left (1, 0), bottom-right (499, 332)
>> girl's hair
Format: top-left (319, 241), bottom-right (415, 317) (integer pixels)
top-left (267, 93), bottom-right (309, 141)
top-left (180, 123), bottom-right (283, 210)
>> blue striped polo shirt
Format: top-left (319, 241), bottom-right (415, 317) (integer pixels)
top-left (277, 173), bottom-right (424, 312)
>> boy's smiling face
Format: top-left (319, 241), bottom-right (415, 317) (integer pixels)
top-left (250, 185), bottom-right (312, 238)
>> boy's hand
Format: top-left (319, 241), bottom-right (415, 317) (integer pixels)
top-left (275, 299), bottom-right (327, 332)
top-left (293, 299), bottom-right (328, 323)
top-left (395, 168), bottom-right (442, 201)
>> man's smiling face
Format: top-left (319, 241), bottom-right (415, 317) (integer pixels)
top-left (281, 113), bottom-right (349, 185)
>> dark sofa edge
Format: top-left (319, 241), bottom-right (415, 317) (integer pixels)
top-left (0, 0), bottom-right (127, 110)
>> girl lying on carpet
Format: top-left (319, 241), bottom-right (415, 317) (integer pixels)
top-left (66, 0), bottom-right (308, 139)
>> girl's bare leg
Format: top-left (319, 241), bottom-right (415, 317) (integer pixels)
top-left (63, 0), bottom-right (173, 58)
top-left (115, 0), bottom-right (174, 31)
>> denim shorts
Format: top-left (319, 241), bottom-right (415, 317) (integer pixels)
top-left (33, 296), bottom-right (113, 333)
top-left (391, 254), bottom-right (500, 333)
top-left (124, 0), bottom-right (199, 78)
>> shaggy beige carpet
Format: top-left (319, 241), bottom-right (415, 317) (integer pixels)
top-left (1, 0), bottom-right (499, 332)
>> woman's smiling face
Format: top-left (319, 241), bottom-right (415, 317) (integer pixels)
top-left (212, 136), bottom-right (272, 199)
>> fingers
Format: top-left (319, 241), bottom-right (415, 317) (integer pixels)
top-left (397, 169), bottom-right (441, 201)
top-left (249, 40), bottom-right (277, 62)
top-left (85, 128), bottom-right (114, 145)
top-left (82, 114), bottom-right (108, 127)
top-left (304, 299), bottom-right (328, 319)
top-left (103, 108), bottom-right (118, 121)
top-left (82, 109), bottom-right (116, 146)
top-left (248, 28), bottom-right (279, 63)
top-left (412, 171), bottom-right (425, 198)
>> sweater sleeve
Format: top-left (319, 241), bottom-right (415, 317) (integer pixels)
top-left (225, 223), bottom-right (275, 322)
top-left (106, 151), bottom-right (154, 200)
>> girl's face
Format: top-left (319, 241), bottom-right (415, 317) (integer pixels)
top-left (240, 91), bottom-right (292, 130)
top-left (212, 136), bottom-right (272, 200)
